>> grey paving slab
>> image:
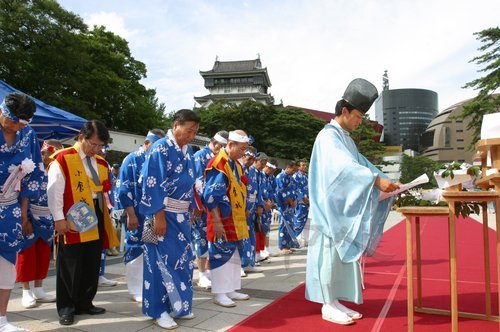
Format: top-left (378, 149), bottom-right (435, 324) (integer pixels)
top-left (7, 210), bottom-right (494, 331)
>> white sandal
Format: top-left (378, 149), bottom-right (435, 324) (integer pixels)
top-left (333, 300), bottom-right (363, 320)
top-left (156, 311), bottom-right (178, 330)
top-left (321, 304), bottom-right (355, 325)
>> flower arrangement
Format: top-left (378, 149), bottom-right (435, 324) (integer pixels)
top-left (395, 162), bottom-right (483, 218)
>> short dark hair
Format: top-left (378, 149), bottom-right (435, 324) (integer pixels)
top-left (44, 139), bottom-right (63, 149)
top-left (334, 99), bottom-right (355, 116)
top-left (172, 109), bottom-right (201, 125)
top-left (80, 120), bottom-right (110, 143)
top-left (149, 128), bottom-right (166, 137)
top-left (284, 160), bottom-right (298, 169)
top-left (4, 92), bottom-right (36, 120)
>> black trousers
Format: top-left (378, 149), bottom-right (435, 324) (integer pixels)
top-left (56, 200), bottom-right (104, 317)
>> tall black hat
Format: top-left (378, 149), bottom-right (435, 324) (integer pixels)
top-left (342, 78), bottom-right (378, 113)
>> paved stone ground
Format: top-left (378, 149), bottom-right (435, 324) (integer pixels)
top-left (5, 209), bottom-right (495, 331)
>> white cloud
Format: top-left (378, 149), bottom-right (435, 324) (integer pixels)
top-left (86, 11), bottom-right (139, 40)
top-left (58, 0), bottom-right (500, 114)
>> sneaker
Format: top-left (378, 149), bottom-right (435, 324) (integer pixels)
top-left (33, 287), bottom-right (56, 303)
top-left (197, 274), bottom-right (211, 289)
top-left (243, 266), bottom-right (263, 273)
top-left (260, 249), bottom-right (270, 259)
top-left (255, 253), bottom-right (262, 262)
top-left (171, 312), bottom-right (195, 320)
top-left (21, 290), bottom-right (37, 309)
top-left (321, 304), bottom-right (354, 325)
top-left (107, 248), bottom-right (119, 256)
top-left (98, 276), bottom-right (118, 287)
top-left (0, 321), bottom-right (29, 332)
top-left (240, 268), bottom-right (247, 278)
top-left (227, 291), bottom-right (250, 301)
top-left (156, 311), bottom-right (178, 330)
top-left (213, 294), bottom-right (236, 308)
top-left (131, 295), bottom-right (142, 303)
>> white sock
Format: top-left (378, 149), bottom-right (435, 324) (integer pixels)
top-left (33, 287), bottom-right (44, 296)
top-left (22, 289), bottom-right (32, 296)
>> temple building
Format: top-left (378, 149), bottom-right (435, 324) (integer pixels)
top-left (194, 57), bottom-right (274, 107)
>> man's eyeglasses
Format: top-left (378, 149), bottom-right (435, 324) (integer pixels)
top-left (85, 139), bottom-right (105, 150)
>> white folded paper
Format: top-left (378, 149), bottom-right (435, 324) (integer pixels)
top-left (434, 169), bottom-right (472, 189)
top-left (379, 173), bottom-right (429, 201)
top-left (480, 112), bottom-right (500, 139)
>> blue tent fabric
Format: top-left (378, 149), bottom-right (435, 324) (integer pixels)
top-left (0, 80), bottom-right (87, 140)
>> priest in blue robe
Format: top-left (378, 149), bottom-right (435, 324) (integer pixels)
top-left (305, 78), bottom-right (400, 326)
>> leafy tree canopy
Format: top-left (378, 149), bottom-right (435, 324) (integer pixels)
top-left (456, 27), bottom-right (500, 149)
top-left (193, 100), bottom-right (325, 160)
top-left (351, 116), bottom-right (386, 165)
top-left (399, 154), bottom-right (442, 189)
top-left (0, 0), bottom-right (167, 135)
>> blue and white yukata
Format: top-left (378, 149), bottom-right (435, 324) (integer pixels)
top-left (293, 171), bottom-right (309, 237)
top-left (203, 156), bottom-right (247, 294)
top-left (21, 172), bottom-right (53, 252)
top-left (115, 146), bottom-right (148, 298)
top-left (192, 145), bottom-right (213, 259)
top-left (139, 136), bottom-right (195, 319)
top-left (261, 172), bottom-right (276, 235)
top-left (116, 147), bottom-right (147, 264)
top-left (240, 165), bottom-right (263, 268)
top-left (275, 170), bottom-right (299, 250)
top-left (305, 120), bottom-right (393, 305)
top-left (0, 125), bottom-right (43, 267)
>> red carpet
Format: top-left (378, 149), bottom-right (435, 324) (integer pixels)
top-left (229, 216), bottom-right (499, 331)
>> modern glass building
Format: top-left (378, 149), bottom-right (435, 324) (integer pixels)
top-left (375, 88), bottom-right (438, 151)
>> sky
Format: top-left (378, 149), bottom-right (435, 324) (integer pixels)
top-left (57, 0), bottom-right (499, 118)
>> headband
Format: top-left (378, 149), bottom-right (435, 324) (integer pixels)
top-left (245, 150), bottom-right (256, 157)
top-left (228, 131), bottom-right (250, 143)
top-left (266, 162), bottom-right (277, 169)
top-left (213, 133), bottom-right (228, 145)
top-left (0, 101), bottom-right (32, 125)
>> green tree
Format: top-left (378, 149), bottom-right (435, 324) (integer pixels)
top-left (455, 27), bottom-right (500, 149)
top-left (0, 0), bottom-right (167, 135)
top-left (350, 116), bottom-right (386, 164)
top-left (400, 154), bottom-right (442, 189)
top-left (195, 100), bottom-right (325, 160)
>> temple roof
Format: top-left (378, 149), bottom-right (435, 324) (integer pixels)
top-left (208, 59), bottom-right (263, 73)
top-left (200, 58), bottom-right (271, 86)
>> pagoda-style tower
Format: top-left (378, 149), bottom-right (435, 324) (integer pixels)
top-left (194, 57), bottom-right (274, 107)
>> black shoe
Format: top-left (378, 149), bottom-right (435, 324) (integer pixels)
top-left (76, 306), bottom-right (106, 315)
top-left (85, 306), bottom-right (106, 315)
top-left (59, 314), bottom-right (74, 325)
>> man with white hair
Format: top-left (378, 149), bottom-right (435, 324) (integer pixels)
top-left (192, 130), bottom-right (229, 289)
top-left (114, 129), bottom-right (165, 303)
top-left (203, 130), bottom-right (251, 308)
